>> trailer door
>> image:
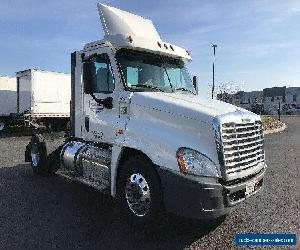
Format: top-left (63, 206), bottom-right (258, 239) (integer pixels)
top-left (17, 72), bottom-right (32, 114)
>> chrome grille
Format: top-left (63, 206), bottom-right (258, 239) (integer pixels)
top-left (221, 120), bottom-right (264, 174)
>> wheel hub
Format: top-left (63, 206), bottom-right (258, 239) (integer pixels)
top-left (31, 151), bottom-right (40, 167)
top-left (125, 173), bottom-right (151, 217)
top-left (0, 122), bottom-right (5, 131)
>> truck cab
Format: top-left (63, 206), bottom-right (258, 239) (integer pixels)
top-left (27, 4), bottom-right (266, 222)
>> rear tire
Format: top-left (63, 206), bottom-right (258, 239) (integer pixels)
top-left (117, 155), bottom-right (164, 225)
top-left (30, 134), bottom-right (61, 176)
top-left (0, 121), bottom-right (5, 131)
top-left (30, 134), bottom-right (48, 176)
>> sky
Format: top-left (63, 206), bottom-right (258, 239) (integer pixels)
top-left (0, 0), bottom-right (300, 95)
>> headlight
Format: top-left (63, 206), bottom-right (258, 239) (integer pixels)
top-left (177, 148), bottom-right (220, 177)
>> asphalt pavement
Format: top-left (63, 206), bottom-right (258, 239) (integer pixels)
top-left (0, 117), bottom-right (299, 249)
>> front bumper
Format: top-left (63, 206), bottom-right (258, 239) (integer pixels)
top-left (157, 166), bottom-right (265, 219)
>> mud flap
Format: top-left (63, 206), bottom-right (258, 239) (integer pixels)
top-left (25, 143), bottom-right (32, 162)
top-left (47, 145), bottom-right (63, 174)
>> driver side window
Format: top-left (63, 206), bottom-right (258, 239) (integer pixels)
top-left (83, 54), bottom-right (115, 94)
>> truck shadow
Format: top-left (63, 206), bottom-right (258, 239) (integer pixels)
top-left (0, 163), bottom-right (222, 250)
top-left (0, 130), bottom-right (32, 138)
top-left (0, 130), bottom-right (65, 138)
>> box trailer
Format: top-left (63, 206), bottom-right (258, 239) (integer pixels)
top-left (0, 76), bottom-right (17, 130)
top-left (16, 69), bottom-right (71, 129)
top-left (0, 69), bottom-right (71, 131)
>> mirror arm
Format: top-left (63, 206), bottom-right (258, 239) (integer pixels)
top-left (90, 94), bottom-right (113, 109)
top-left (82, 53), bottom-right (97, 62)
top-left (90, 93), bottom-right (101, 104)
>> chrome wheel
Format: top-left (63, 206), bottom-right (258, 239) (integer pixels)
top-left (125, 173), bottom-right (151, 217)
top-left (31, 151), bottom-right (40, 167)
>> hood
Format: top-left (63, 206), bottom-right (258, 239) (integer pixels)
top-left (130, 92), bottom-right (248, 124)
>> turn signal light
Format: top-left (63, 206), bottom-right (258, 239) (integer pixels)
top-left (177, 150), bottom-right (188, 175)
top-left (116, 129), bottom-right (124, 135)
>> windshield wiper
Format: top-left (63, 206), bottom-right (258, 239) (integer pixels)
top-left (175, 87), bottom-right (194, 94)
top-left (131, 84), bottom-right (164, 92)
top-left (159, 56), bottom-right (174, 92)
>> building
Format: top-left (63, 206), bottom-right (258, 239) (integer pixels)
top-left (228, 91), bottom-right (263, 113)
top-left (283, 87), bottom-right (300, 114)
top-left (226, 86), bottom-right (300, 115)
top-left (263, 87), bottom-right (286, 115)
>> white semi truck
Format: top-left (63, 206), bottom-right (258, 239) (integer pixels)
top-left (26, 4), bottom-right (266, 223)
top-left (0, 69), bottom-right (71, 131)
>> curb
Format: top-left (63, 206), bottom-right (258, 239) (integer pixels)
top-left (263, 123), bottom-right (287, 135)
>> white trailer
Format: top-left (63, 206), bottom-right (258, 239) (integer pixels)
top-left (16, 69), bottom-right (71, 129)
top-left (0, 76), bottom-right (17, 130)
top-left (0, 69), bottom-right (71, 131)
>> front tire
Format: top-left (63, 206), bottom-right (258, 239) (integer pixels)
top-left (117, 155), bottom-right (164, 224)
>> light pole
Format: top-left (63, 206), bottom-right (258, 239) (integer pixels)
top-left (212, 44), bottom-right (217, 99)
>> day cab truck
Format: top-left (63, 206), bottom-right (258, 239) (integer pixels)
top-left (25, 4), bottom-right (266, 223)
top-left (0, 70), bottom-right (70, 131)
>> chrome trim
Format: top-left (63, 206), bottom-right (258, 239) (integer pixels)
top-left (31, 152), bottom-right (40, 167)
top-left (212, 118), bottom-right (226, 179)
top-left (213, 110), bottom-right (266, 181)
top-left (60, 141), bottom-right (112, 191)
top-left (60, 141), bottom-right (86, 170)
top-left (125, 173), bottom-right (151, 217)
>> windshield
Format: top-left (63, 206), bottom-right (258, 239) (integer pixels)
top-left (116, 49), bottom-right (196, 94)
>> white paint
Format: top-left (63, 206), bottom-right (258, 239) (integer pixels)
top-left (16, 69), bottom-right (71, 117)
top-left (96, 4), bottom-right (192, 61)
top-left (0, 76), bottom-right (17, 116)
top-left (98, 4), bottom-right (161, 41)
top-left (72, 4), bottom-right (262, 197)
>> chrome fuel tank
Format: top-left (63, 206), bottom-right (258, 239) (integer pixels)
top-left (60, 141), bottom-right (86, 170)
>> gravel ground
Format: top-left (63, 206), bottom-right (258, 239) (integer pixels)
top-left (0, 117), bottom-right (299, 250)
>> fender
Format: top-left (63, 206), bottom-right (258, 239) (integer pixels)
top-left (110, 110), bottom-right (220, 196)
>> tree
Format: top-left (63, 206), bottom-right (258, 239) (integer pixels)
top-left (215, 81), bottom-right (244, 103)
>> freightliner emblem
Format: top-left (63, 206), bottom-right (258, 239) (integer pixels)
top-left (242, 118), bottom-right (251, 123)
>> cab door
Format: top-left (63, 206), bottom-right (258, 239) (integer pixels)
top-left (82, 48), bottom-right (119, 144)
